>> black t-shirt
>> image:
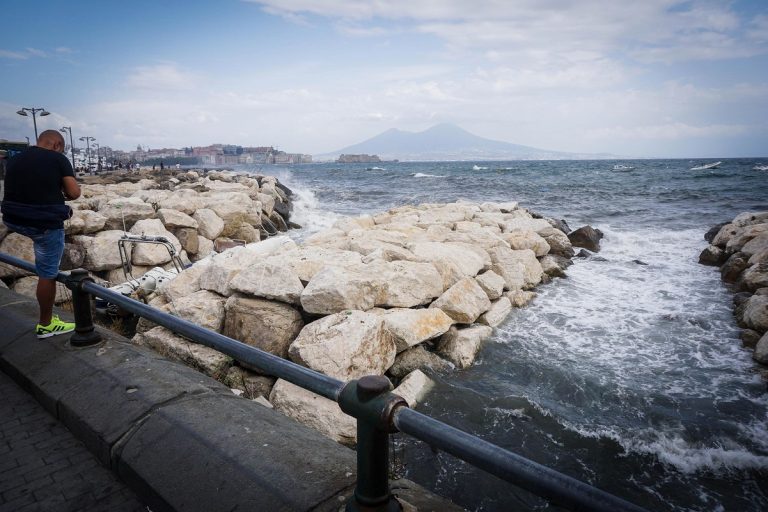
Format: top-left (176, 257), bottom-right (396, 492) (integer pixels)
top-left (4, 146), bottom-right (74, 205)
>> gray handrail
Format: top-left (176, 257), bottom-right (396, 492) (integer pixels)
top-left (0, 251), bottom-right (649, 512)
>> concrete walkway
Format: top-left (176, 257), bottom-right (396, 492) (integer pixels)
top-left (0, 370), bottom-right (147, 512)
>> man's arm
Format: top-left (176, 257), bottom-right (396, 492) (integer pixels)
top-left (62, 176), bottom-right (81, 200)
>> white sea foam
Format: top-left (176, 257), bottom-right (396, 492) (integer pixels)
top-left (472, 165), bottom-right (488, 170)
top-left (496, 224), bottom-right (768, 474)
top-left (413, 172), bottom-right (445, 178)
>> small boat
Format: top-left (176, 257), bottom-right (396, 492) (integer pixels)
top-left (753, 164), bottom-right (768, 171)
top-left (612, 164), bottom-right (635, 171)
top-left (690, 161), bottom-right (722, 170)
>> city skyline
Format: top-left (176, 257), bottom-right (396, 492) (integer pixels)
top-left (1, 0), bottom-right (767, 158)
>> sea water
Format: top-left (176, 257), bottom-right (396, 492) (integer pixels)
top-left (240, 159), bottom-right (768, 511)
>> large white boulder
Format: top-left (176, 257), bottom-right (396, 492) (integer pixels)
top-left (409, 242), bottom-right (487, 279)
top-left (229, 262), bottom-right (304, 305)
top-left (66, 210), bottom-right (107, 235)
top-left (129, 219), bottom-right (182, 266)
top-left (478, 297), bottom-right (513, 327)
top-left (382, 308), bottom-right (455, 353)
top-left (223, 295), bottom-right (304, 358)
top-left (501, 230), bottom-right (551, 257)
top-left (392, 369), bottom-right (434, 408)
top-left (742, 294), bottom-right (768, 333)
top-left (429, 277), bottom-right (492, 324)
top-left (159, 191), bottom-right (207, 215)
top-left (157, 262), bottom-right (209, 302)
top-left (157, 209), bottom-right (199, 229)
top-left (74, 230), bottom-right (127, 271)
top-left (99, 197), bottom-right (156, 230)
top-left (437, 325), bottom-right (493, 369)
top-left (475, 270), bottom-right (505, 300)
top-left (288, 310), bottom-right (396, 380)
top-left (377, 261), bottom-right (444, 308)
top-left (487, 246), bottom-right (543, 290)
top-left (168, 289), bottom-right (226, 332)
top-left (300, 265), bottom-right (382, 314)
top-left (193, 209), bottom-right (225, 240)
top-left (265, 247), bottom-right (363, 282)
top-left (269, 379), bottom-right (356, 446)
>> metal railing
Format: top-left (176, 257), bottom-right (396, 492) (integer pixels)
top-left (0, 252), bottom-right (648, 512)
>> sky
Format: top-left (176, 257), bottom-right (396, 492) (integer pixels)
top-left (1, 0), bottom-right (767, 158)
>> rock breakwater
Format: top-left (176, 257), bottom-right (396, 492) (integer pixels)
top-left (699, 211), bottom-right (768, 366)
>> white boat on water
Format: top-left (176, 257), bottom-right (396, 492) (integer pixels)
top-left (612, 164), bottom-right (635, 171)
top-left (690, 161), bottom-right (722, 171)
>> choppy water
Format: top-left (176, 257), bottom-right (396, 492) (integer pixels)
top-left (241, 159), bottom-right (768, 511)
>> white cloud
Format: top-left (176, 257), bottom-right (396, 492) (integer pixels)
top-left (585, 122), bottom-right (749, 141)
top-left (25, 47), bottom-right (47, 58)
top-left (0, 49), bottom-right (28, 59)
top-left (126, 63), bottom-right (201, 91)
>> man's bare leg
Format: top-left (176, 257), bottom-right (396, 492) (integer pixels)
top-left (37, 278), bottom-right (56, 326)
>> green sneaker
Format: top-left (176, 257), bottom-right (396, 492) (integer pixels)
top-left (36, 315), bottom-right (76, 339)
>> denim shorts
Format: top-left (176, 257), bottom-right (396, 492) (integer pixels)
top-left (3, 222), bottom-right (65, 279)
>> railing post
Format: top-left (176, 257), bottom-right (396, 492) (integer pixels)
top-left (338, 375), bottom-right (407, 512)
top-left (65, 269), bottom-right (102, 347)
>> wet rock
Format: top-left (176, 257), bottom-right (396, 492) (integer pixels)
top-left (436, 324), bottom-right (493, 369)
top-left (741, 294), bottom-right (768, 333)
top-left (699, 245), bottom-right (725, 266)
top-left (388, 345), bottom-right (454, 380)
top-left (720, 252), bottom-right (750, 283)
top-left (754, 332), bottom-right (768, 364)
top-left (704, 222), bottom-right (729, 243)
top-left (538, 227), bottom-right (574, 258)
top-left (568, 225), bottom-right (603, 252)
top-left (738, 263), bottom-right (768, 293)
top-left (741, 329), bottom-right (762, 349)
top-left (392, 369), bottom-right (434, 408)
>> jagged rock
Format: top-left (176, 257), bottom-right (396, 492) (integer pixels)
top-left (264, 247), bottom-right (362, 282)
top-left (301, 265), bottom-right (380, 314)
top-left (229, 262), bottom-right (304, 304)
top-left (487, 247), bottom-right (543, 290)
top-left (388, 346), bottom-right (453, 379)
top-left (392, 370), bottom-right (434, 408)
top-left (66, 209), bottom-right (107, 235)
top-left (568, 225), bottom-right (603, 252)
top-left (539, 254), bottom-right (570, 278)
top-left (506, 290), bottom-right (537, 308)
top-left (129, 219), bottom-right (182, 266)
top-left (725, 225), bottom-right (768, 255)
top-left (134, 326), bottom-right (232, 379)
top-left (409, 242), bottom-right (487, 278)
top-left (193, 236), bottom-right (215, 261)
top-left (741, 294), bottom-right (768, 333)
top-left (750, 248), bottom-right (768, 266)
top-left (739, 263), bottom-right (768, 293)
top-left (501, 230), bottom-right (551, 257)
top-left (158, 191), bottom-right (207, 215)
top-left (59, 243), bottom-right (86, 271)
top-left (157, 208), bottom-right (198, 229)
top-left (168, 289), bottom-right (226, 332)
top-left (699, 245), bottom-right (726, 266)
top-left (741, 329), bottom-right (762, 349)
top-left (99, 197), bottom-right (156, 230)
top-left (478, 297), bottom-right (512, 327)
top-left (732, 212), bottom-right (768, 227)
top-left (378, 261), bottom-right (444, 308)
top-left (269, 211), bottom-right (288, 232)
top-left (721, 252), bottom-right (750, 283)
top-left (223, 295), bottom-right (304, 358)
top-left (12, 276), bottom-right (70, 304)
top-left (741, 233), bottom-right (768, 257)
top-left (475, 270), bottom-right (505, 300)
top-left (288, 310), bottom-right (396, 380)
top-left (705, 222), bottom-right (729, 243)
top-left (0, 233), bottom-right (35, 278)
top-left (754, 332), bottom-right (768, 364)
top-left (193, 208), bottom-right (225, 240)
top-left (547, 218), bottom-right (571, 235)
top-left (73, 230), bottom-right (128, 271)
top-left (538, 227), bottom-right (574, 258)
top-left (382, 308), bottom-right (455, 353)
top-left (436, 325), bottom-right (493, 369)
top-left (430, 277), bottom-right (492, 324)
top-left (499, 217), bottom-right (552, 234)
top-left (173, 227), bottom-right (199, 254)
top-left (222, 366), bottom-right (275, 399)
top-left (157, 261), bottom-right (209, 301)
top-left (269, 379), bottom-right (356, 446)
top-left (711, 223), bottom-right (739, 248)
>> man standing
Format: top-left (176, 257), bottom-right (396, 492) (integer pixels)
top-left (1, 130), bottom-right (81, 338)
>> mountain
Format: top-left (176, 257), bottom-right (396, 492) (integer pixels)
top-left (319, 123), bottom-right (597, 161)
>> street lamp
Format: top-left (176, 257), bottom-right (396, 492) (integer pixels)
top-left (79, 136), bottom-right (95, 172)
top-left (60, 126), bottom-right (76, 169)
top-left (16, 107), bottom-right (50, 140)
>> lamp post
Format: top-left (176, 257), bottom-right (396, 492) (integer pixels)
top-left (16, 107), bottom-right (50, 140)
top-left (60, 126), bottom-right (76, 169)
top-left (79, 136), bottom-right (95, 172)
